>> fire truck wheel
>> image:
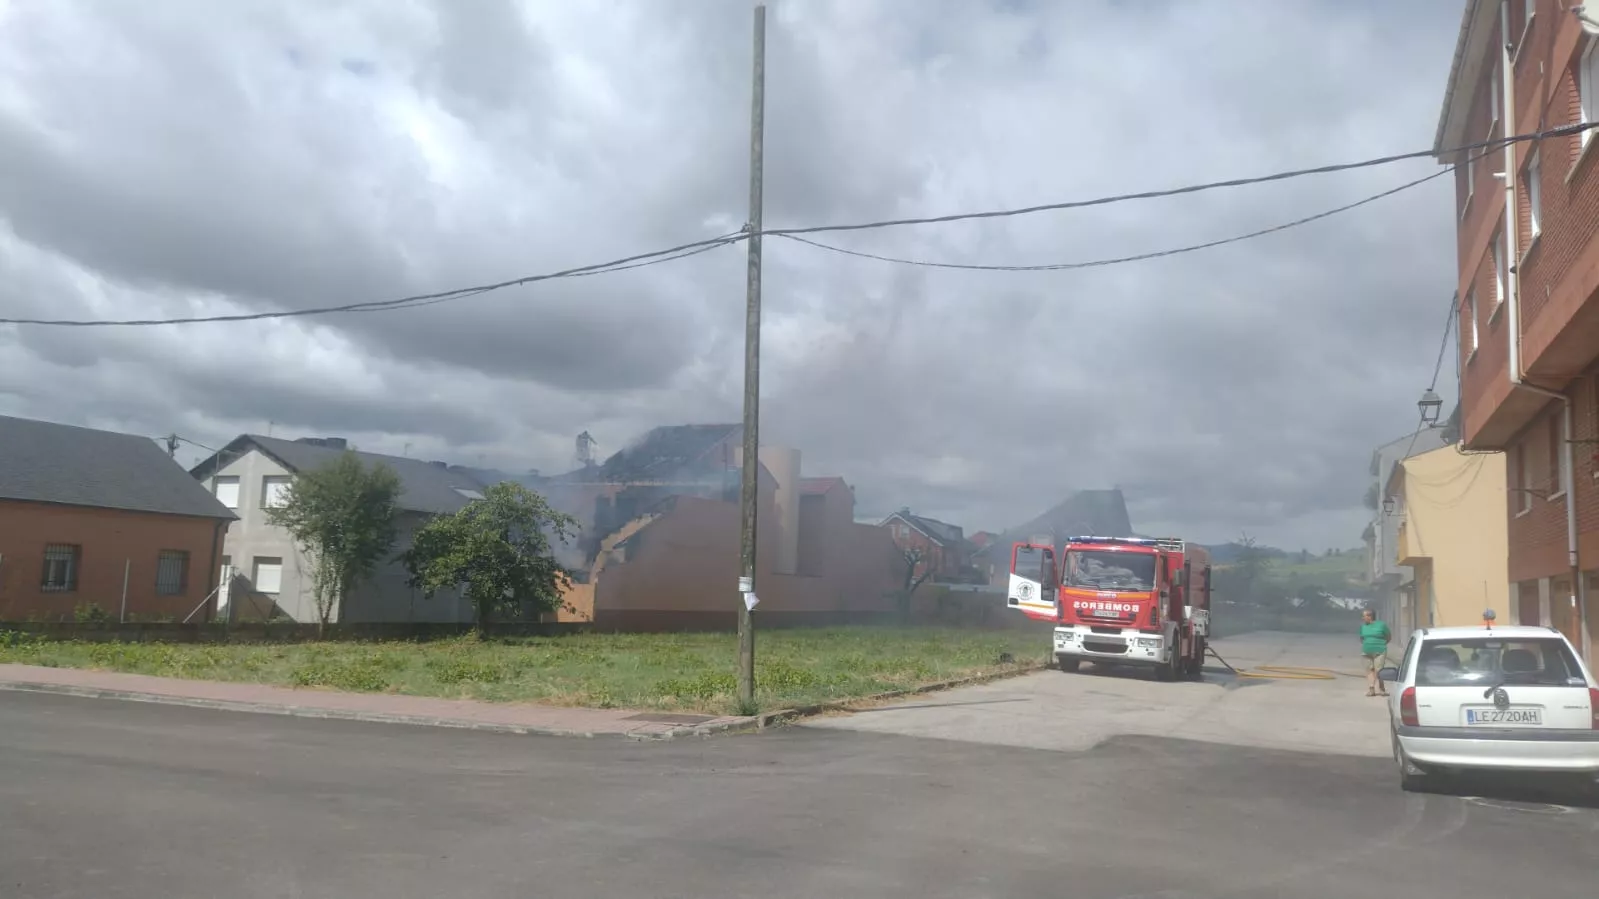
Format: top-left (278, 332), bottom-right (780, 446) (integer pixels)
top-left (1154, 653), bottom-right (1176, 682)
top-left (1056, 655), bottom-right (1080, 673)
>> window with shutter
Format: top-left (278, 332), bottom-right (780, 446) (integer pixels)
top-left (252, 557), bottom-right (283, 594)
top-left (213, 476), bottom-right (240, 508)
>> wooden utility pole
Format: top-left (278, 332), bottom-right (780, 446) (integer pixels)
top-left (736, 3), bottom-right (767, 711)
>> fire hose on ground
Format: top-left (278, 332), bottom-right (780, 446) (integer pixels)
top-left (1203, 644), bottom-right (1365, 681)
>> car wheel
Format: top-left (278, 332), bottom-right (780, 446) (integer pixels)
top-left (1056, 656), bottom-right (1080, 673)
top-left (1394, 733), bottom-right (1428, 793)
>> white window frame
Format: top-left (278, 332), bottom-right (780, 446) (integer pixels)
top-left (1492, 229), bottom-right (1506, 308)
top-left (1514, 446), bottom-right (1532, 514)
top-left (1526, 149), bottom-right (1542, 241)
top-left (1520, 0), bottom-right (1536, 56)
top-left (261, 475), bottom-right (291, 509)
top-left (1582, 42), bottom-right (1599, 148)
top-left (41, 544), bottom-right (81, 593)
top-left (1489, 59), bottom-right (1500, 138)
top-left (212, 475), bottom-right (240, 509)
top-left (252, 557), bottom-right (283, 595)
top-left (1465, 289), bottom-right (1479, 358)
top-left (1461, 156), bottom-right (1475, 217)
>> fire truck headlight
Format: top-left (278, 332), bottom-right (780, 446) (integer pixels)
top-left (1136, 637), bottom-right (1161, 649)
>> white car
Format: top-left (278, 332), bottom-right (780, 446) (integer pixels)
top-left (1378, 624), bottom-right (1599, 793)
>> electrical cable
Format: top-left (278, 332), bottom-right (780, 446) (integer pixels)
top-left (763, 121), bottom-right (1595, 237)
top-left (2, 121), bottom-right (1590, 329)
top-left (773, 165), bottom-right (1450, 272)
top-left (0, 233), bottom-right (746, 327)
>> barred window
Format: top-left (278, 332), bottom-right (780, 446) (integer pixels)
top-left (156, 550), bottom-right (190, 596)
top-left (41, 544), bottom-right (81, 592)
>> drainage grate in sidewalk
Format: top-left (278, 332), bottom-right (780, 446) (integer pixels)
top-left (623, 712), bottom-right (717, 725)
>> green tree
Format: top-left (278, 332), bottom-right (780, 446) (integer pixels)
top-left (401, 482), bottom-right (577, 635)
top-left (266, 453), bottom-right (402, 632)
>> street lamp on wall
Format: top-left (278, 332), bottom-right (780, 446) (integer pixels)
top-left (1382, 496), bottom-right (1396, 516)
top-left (1418, 388), bottom-right (1443, 427)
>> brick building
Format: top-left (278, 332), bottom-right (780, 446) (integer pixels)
top-left (879, 509), bottom-right (978, 584)
top-left (1436, 0), bottom-right (1599, 657)
top-left (0, 415), bottom-right (235, 622)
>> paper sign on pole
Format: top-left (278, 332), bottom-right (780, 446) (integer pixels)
top-left (743, 592), bottom-right (760, 611)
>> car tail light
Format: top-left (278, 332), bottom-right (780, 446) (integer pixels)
top-left (1589, 688), bottom-right (1599, 730)
top-left (1399, 687), bottom-right (1418, 727)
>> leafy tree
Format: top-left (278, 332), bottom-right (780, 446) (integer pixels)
top-left (401, 482), bottom-right (577, 635)
top-left (266, 453), bottom-right (401, 633)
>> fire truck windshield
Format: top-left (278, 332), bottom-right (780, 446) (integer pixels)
top-left (1063, 550), bottom-right (1157, 592)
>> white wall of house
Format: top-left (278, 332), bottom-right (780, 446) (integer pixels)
top-left (204, 449), bottom-right (471, 624)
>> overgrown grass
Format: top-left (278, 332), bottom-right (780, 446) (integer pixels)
top-left (0, 627), bottom-right (1046, 715)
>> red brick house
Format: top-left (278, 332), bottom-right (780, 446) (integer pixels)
top-left (1437, 0), bottom-right (1599, 657)
top-left (879, 509), bottom-right (978, 585)
top-left (0, 415), bottom-right (236, 622)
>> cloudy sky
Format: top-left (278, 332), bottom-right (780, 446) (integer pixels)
top-left (0, 0), bottom-right (1463, 551)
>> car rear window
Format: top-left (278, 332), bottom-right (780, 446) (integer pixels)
top-left (1414, 637), bottom-right (1586, 687)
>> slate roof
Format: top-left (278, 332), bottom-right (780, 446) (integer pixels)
top-left (587, 423), bottom-right (742, 483)
top-left (0, 415), bottom-right (236, 520)
top-left (884, 510), bottom-right (965, 546)
top-left (192, 435), bottom-right (489, 516)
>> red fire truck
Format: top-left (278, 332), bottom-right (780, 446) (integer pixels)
top-left (1007, 536), bottom-right (1212, 681)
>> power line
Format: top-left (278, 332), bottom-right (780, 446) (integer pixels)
top-left (774, 165), bottom-right (1450, 272)
top-left (0, 233), bottom-right (746, 328)
top-left (3, 122), bottom-right (1590, 330)
top-left (1402, 292), bottom-right (1462, 461)
top-left (764, 121), bottom-right (1595, 237)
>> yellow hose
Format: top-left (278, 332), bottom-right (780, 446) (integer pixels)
top-left (1230, 665), bottom-right (1348, 680)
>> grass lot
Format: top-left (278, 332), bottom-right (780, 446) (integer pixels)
top-left (0, 627), bottom-right (1046, 715)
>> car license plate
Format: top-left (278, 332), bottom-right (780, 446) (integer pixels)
top-left (1464, 708), bottom-right (1543, 726)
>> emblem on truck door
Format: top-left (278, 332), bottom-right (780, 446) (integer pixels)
top-left (1018, 583), bottom-right (1033, 600)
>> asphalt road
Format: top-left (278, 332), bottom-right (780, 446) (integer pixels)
top-left (3, 691), bottom-right (1596, 899)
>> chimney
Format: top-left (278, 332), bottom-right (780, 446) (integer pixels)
top-left (758, 446), bottom-right (802, 576)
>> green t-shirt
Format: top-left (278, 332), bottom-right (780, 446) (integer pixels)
top-left (1360, 620), bottom-right (1391, 656)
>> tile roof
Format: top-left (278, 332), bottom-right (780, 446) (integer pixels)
top-left (194, 435), bottom-right (489, 516)
top-left (0, 415), bottom-right (236, 520)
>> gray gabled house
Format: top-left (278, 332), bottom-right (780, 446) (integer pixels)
top-left (189, 435), bottom-right (486, 624)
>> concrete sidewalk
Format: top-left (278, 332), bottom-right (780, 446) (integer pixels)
top-left (802, 631), bottom-right (1397, 758)
top-left (0, 663), bottom-right (755, 740)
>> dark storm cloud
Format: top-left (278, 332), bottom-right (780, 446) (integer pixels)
top-left (0, 0), bottom-right (1467, 550)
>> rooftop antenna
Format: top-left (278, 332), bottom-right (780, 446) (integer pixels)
top-left (1482, 608), bottom-right (1496, 631)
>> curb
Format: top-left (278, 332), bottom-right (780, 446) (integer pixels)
top-left (0, 680), bottom-right (753, 742)
top-left (753, 659), bottom-right (1049, 729)
top-left (0, 659), bottom-right (1047, 740)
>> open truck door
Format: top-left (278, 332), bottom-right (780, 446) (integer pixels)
top-left (1007, 542), bottom-right (1058, 619)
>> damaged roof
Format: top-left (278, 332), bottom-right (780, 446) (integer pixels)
top-left (977, 489), bottom-right (1134, 556)
top-left (588, 423), bottom-right (742, 483)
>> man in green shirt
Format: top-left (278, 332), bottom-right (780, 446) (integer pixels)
top-left (1360, 608), bottom-right (1392, 697)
